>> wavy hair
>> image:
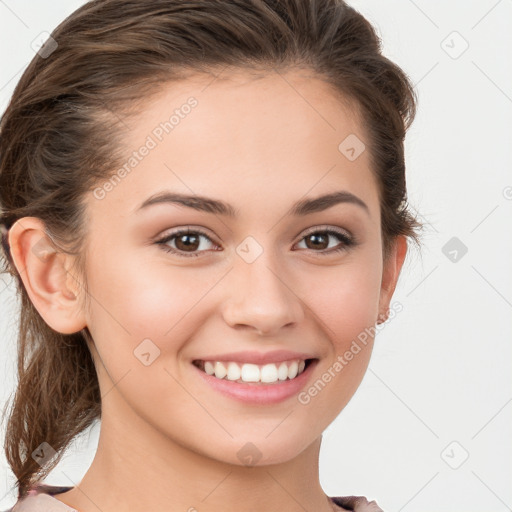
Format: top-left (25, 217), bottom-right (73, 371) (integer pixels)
top-left (0, 0), bottom-right (422, 499)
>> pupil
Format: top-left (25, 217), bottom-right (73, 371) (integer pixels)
top-left (307, 233), bottom-right (327, 250)
top-left (177, 234), bottom-right (199, 251)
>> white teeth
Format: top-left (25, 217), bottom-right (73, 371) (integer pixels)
top-left (226, 362), bottom-right (241, 381)
top-left (214, 361), bottom-right (227, 379)
top-left (288, 360), bottom-right (298, 379)
top-left (260, 363), bottom-right (278, 383)
top-left (241, 363), bottom-right (260, 382)
top-left (198, 359), bottom-right (309, 384)
top-left (277, 362), bottom-right (289, 381)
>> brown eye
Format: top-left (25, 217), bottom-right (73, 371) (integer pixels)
top-left (295, 228), bottom-right (355, 255)
top-left (174, 232), bottom-right (201, 252)
top-left (304, 232), bottom-right (330, 250)
top-left (155, 228), bottom-right (217, 257)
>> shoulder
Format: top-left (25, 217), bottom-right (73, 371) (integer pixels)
top-left (5, 484), bottom-right (75, 512)
top-left (5, 486), bottom-right (384, 512)
top-left (331, 495), bottom-right (384, 511)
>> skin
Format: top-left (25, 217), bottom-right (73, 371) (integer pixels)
top-left (9, 68), bottom-right (406, 512)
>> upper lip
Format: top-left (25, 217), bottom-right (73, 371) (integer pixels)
top-left (193, 350), bottom-right (317, 365)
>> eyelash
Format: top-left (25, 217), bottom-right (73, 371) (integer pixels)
top-left (154, 226), bottom-right (357, 258)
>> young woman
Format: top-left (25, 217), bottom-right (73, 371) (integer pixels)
top-left (0, 1), bottom-right (422, 511)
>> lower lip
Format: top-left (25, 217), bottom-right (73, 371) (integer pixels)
top-left (192, 360), bottom-right (319, 405)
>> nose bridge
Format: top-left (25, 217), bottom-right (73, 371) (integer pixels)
top-left (222, 241), bottom-right (304, 335)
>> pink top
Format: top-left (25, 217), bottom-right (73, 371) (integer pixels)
top-left (4, 483), bottom-right (384, 512)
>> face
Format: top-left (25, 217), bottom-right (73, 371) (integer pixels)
top-left (72, 69), bottom-right (402, 465)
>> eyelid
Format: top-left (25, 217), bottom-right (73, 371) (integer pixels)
top-left (154, 225), bottom-right (217, 243)
top-left (153, 226), bottom-right (220, 258)
top-left (154, 224), bottom-right (352, 245)
top-left (298, 224), bottom-right (353, 241)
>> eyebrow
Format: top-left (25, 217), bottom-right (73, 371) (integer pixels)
top-left (135, 190), bottom-right (369, 217)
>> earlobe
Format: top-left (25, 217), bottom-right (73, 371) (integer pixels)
top-left (377, 236), bottom-right (408, 324)
top-left (8, 217), bottom-right (87, 334)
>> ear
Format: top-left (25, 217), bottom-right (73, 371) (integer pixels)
top-left (377, 235), bottom-right (408, 324)
top-left (8, 217), bottom-right (87, 334)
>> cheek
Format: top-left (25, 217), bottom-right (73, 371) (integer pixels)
top-left (84, 252), bottom-right (216, 367)
top-left (298, 254), bottom-right (382, 349)
top-left (293, 258), bottom-right (382, 418)
top-left (83, 258), bottom-right (211, 416)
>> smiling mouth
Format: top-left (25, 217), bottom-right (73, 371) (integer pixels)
top-left (192, 358), bottom-right (316, 385)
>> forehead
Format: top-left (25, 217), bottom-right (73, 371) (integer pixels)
top-left (86, 69), bottom-right (378, 222)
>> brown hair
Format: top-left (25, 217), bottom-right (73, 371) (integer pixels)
top-left (0, 0), bottom-right (422, 500)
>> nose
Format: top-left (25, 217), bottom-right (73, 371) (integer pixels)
top-left (221, 255), bottom-right (305, 337)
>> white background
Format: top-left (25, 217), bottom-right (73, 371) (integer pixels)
top-left (1, 1), bottom-right (511, 511)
